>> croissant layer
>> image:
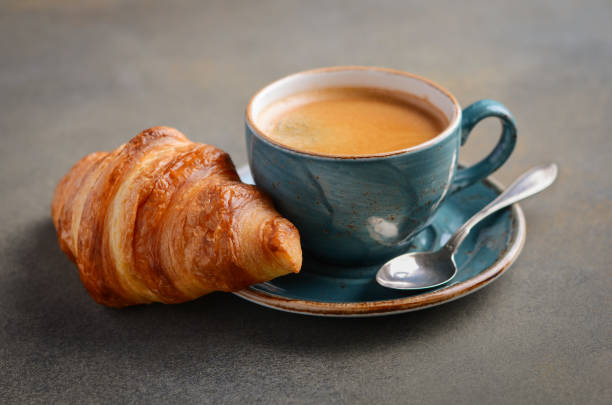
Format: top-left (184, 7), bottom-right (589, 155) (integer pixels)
top-left (51, 127), bottom-right (301, 307)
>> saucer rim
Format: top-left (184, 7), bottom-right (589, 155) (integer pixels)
top-left (234, 173), bottom-right (526, 317)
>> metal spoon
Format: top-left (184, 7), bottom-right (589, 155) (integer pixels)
top-left (376, 163), bottom-right (558, 290)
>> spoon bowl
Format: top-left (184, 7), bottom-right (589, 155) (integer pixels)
top-left (376, 247), bottom-right (456, 290)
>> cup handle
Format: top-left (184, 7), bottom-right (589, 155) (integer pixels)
top-left (451, 99), bottom-right (517, 192)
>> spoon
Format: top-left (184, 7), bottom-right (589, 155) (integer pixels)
top-left (376, 163), bottom-right (558, 290)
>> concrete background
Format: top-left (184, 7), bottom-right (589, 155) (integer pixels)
top-left (1, 0), bottom-right (610, 403)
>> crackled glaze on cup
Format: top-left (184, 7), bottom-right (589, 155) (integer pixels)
top-left (246, 67), bottom-right (517, 265)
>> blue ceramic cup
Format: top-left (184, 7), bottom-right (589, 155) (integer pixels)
top-left (246, 66), bottom-right (516, 266)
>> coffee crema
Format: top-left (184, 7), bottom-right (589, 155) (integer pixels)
top-left (257, 86), bottom-right (449, 156)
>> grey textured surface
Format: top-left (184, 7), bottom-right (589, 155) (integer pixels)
top-left (1, 0), bottom-right (611, 404)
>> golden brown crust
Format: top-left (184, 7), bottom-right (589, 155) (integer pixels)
top-left (51, 126), bottom-right (301, 308)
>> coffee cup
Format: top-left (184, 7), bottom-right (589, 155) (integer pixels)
top-left (245, 66), bottom-right (516, 265)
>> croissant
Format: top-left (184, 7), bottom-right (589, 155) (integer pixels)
top-left (51, 126), bottom-right (302, 308)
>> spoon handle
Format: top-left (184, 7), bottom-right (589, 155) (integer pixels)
top-left (444, 163), bottom-right (558, 254)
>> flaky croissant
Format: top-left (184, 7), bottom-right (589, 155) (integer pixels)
top-left (51, 126), bottom-right (301, 308)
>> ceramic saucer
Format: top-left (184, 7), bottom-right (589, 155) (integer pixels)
top-left (234, 165), bottom-right (526, 317)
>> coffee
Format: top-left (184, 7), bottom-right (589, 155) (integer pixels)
top-left (257, 86), bottom-right (449, 156)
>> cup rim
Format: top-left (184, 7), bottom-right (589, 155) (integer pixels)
top-left (246, 66), bottom-right (462, 160)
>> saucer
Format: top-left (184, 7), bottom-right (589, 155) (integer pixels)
top-left (234, 165), bottom-right (526, 317)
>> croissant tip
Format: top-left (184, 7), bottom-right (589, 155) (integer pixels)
top-left (264, 218), bottom-right (303, 274)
